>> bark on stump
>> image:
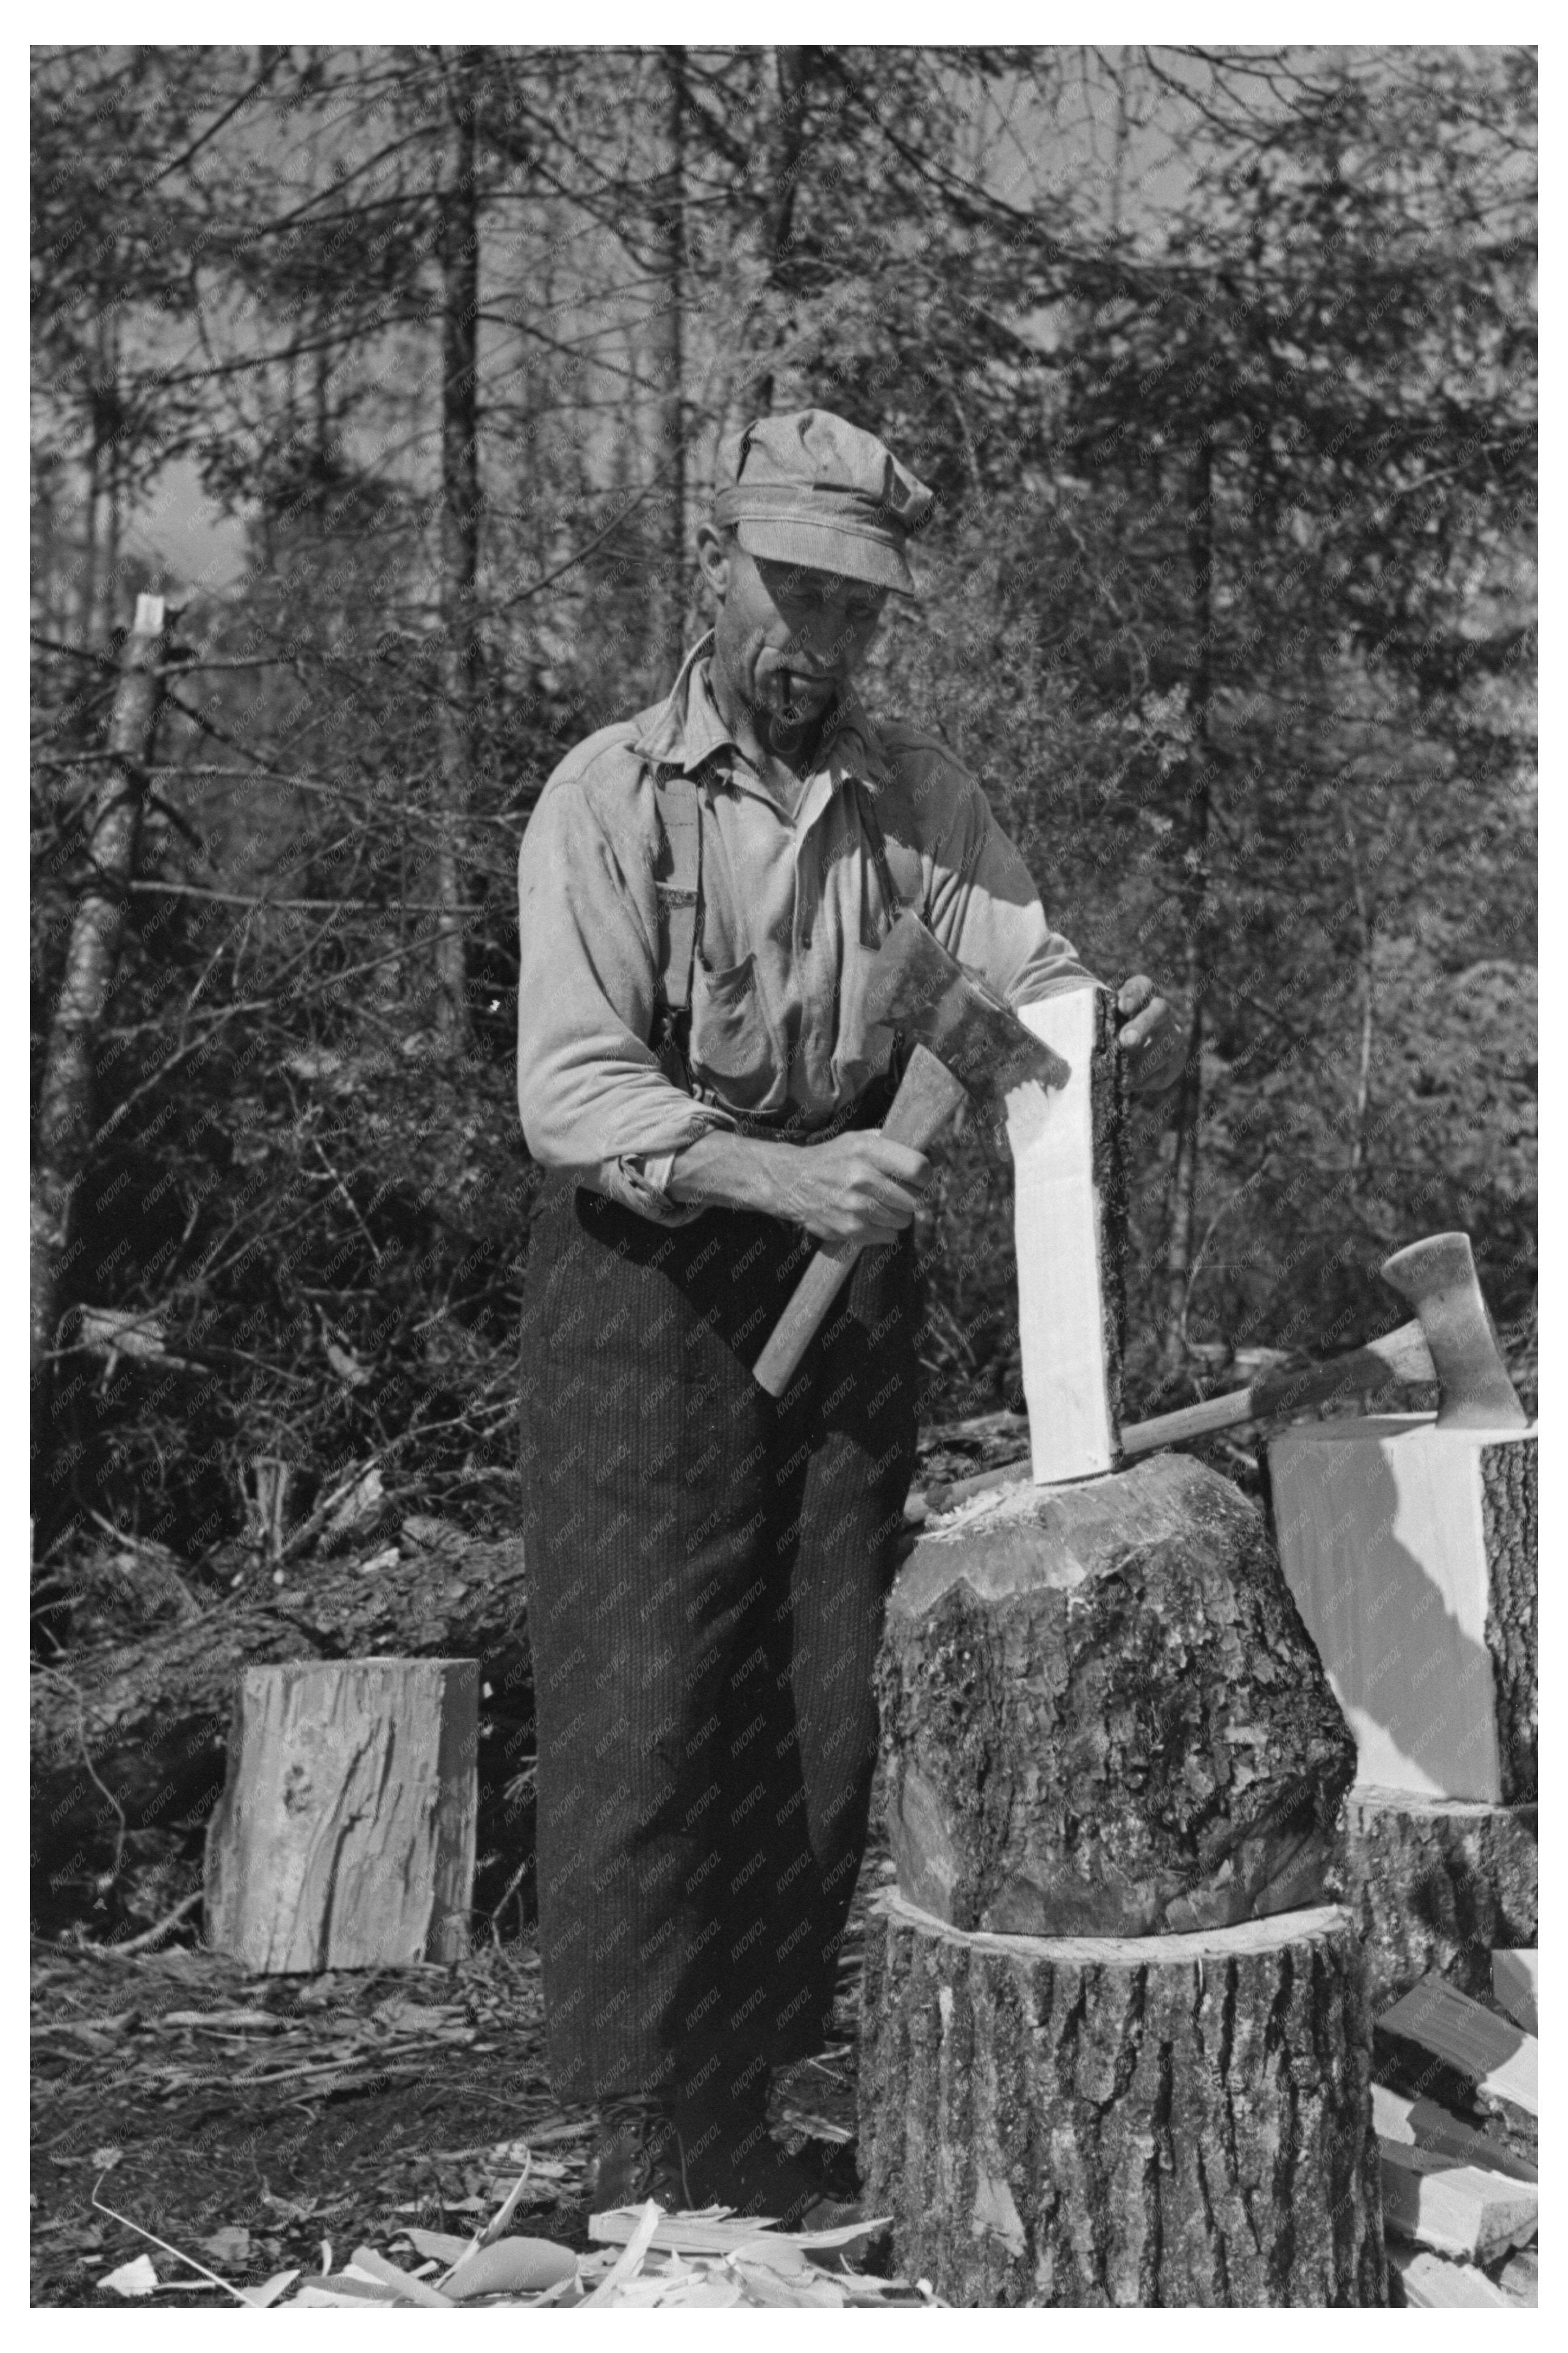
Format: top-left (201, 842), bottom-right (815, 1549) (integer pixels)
top-left (1269, 1418), bottom-right (1537, 1802)
top-left (859, 1889), bottom-right (1386, 2308)
top-left (877, 1452), bottom-right (1357, 1936)
top-left (1337, 1786), bottom-right (1538, 2011)
top-left (206, 1659), bottom-right (478, 1970)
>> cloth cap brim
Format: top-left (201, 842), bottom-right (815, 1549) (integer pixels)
top-left (733, 516), bottom-right (916, 595)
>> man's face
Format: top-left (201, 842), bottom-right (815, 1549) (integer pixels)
top-left (699, 530), bottom-right (888, 730)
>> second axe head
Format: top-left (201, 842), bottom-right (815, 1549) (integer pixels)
top-left (862, 912), bottom-right (1071, 1102)
top-left (1380, 1232), bottom-right (1527, 1429)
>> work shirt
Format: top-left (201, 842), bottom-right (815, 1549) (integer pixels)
top-left (515, 635), bottom-right (1095, 1221)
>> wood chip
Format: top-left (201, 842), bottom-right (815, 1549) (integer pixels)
top-left (348, 2245), bottom-right (455, 2307)
top-left (590, 2205), bottom-right (890, 2256)
top-left (157, 2009), bottom-right (282, 2031)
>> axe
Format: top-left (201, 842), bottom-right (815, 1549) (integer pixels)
top-left (1121, 1230), bottom-right (1526, 1453)
top-left (752, 914), bottom-right (1070, 1398)
top-left (927, 1230), bottom-right (1525, 1511)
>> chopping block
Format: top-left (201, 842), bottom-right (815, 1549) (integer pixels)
top-left (860, 983), bottom-right (1382, 2305)
top-left (1269, 1409), bottom-right (1537, 2009)
top-left (877, 1451), bottom-right (1357, 1937)
top-left (1268, 1414), bottom-right (1537, 1805)
top-left (864, 1451), bottom-right (1380, 2305)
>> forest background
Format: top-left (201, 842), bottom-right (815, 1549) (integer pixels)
top-left (31, 44), bottom-right (1536, 1931)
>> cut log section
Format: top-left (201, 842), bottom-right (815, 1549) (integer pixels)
top-left (31, 1532), bottom-right (529, 1879)
top-left (1378, 2139), bottom-right (1536, 2263)
top-left (1268, 1415), bottom-right (1537, 1801)
top-left (876, 1452), bottom-right (1356, 1936)
top-left (1372, 2082), bottom-right (1536, 2183)
top-left (1494, 2244), bottom-right (1539, 2305)
top-left (858, 1889), bottom-right (1386, 2308)
top-left (1387, 2246), bottom-right (1511, 2308)
top-left (205, 1659), bottom-right (478, 1970)
top-left (1337, 1785), bottom-right (1537, 2011)
top-left (1374, 1974), bottom-right (1537, 2169)
top-left (1006, 986), bottom-right (1125, 1484)
top-left (1491, 1949), bottom-right (1538, 2036)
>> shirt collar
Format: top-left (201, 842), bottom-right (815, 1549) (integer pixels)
top-left (631, 633), bottom-right (891, 791)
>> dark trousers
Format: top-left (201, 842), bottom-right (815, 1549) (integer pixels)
top-left (519, 1180), bottom-right (919, 2107)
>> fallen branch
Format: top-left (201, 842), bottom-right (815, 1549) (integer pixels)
top-left (99, 1890), bottom-right (204, 1956)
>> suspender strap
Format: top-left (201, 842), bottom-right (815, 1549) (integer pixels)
top-left (650, 765), bottom-right (902, 1029)
top-left (854, 779), bottom-right (905, 943)
top-left (651, 768), bottom-right (703, 1015)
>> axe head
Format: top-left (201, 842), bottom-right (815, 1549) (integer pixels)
top-left (1379, 1232), bottom-right (1527, 1430)
top-left (862, 912), bottom-right (1070, 1100)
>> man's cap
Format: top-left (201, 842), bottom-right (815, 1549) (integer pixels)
top-left (712, 409), bottom-right (935, 594)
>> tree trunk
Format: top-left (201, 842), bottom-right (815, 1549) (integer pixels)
top-left (1336, 1786), bottom-right (1537, 2013)
top-left (1342, 814), bottom-right (1375, 1185)
top-left (31, 592), bottom-right (168, 1382)
top-left (859, 1889), bottom-right (1386, 2307)
top-left (205, 1659), bottom-right (478, 1969)
top-left (742, 46), bottom-right (811, 415)
top-left (879, 1453), bottom-right (1356, 1938)
top-left (1159, 434), bottom-right (1215, 1379)
top-left (432, 52), bottom-right (480, 1053)
top-left (31, 1532), bottom-right (529, 1888)
top-left (651, 45), bottom-right (688, 680)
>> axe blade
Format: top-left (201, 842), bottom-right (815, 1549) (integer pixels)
top-left (862, 911), bottom-right (1070, 1097)
top-left (1379, 1232), bottom-right (1527, 1430)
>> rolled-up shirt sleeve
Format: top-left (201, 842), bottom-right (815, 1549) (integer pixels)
top-left (924, 771), bottom-right (1101, 1007)
top-left (515, 760), bottom-right (727, 1205)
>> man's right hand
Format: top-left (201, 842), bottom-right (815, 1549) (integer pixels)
top-left (668, 1127), bottom-right (930, 1246)
top-left (762, 1133), bottom-right (932, 1248)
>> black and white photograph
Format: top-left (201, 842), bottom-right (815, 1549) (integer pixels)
top-left (29, 30), bottom-right (1538, 2313)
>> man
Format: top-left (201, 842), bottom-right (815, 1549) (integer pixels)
top-left (515, 409), bottom-right (1181, 2224)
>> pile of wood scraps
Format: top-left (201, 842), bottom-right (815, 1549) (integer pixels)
top-left (289, 2203), bottom-right (921, 2309)
top-left (1372, 1954), bottom-right (1538, 2307)
top-left (101, 2177), bottom-right (926, 2309)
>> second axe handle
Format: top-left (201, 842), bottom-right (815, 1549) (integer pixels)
top-left (752, 1043), bottom-right (969, 1398)
top-left (1119, 1319), bottom-right (1437, 1456)
top-left (926, 1319), bottom-right (1440, 1511)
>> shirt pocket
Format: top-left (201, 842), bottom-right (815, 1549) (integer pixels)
top-left (829, 938), bottom-right (899, 1101)
top-left (688, 951), bottom-right (785, 1113)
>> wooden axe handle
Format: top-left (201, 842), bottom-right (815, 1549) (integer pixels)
top-left (924, 1319), bottom-right (1438, 1511)
top-left (752, 1044), bottom-right (969, 1399)
top-left (1120, 1320), bottom-right (1436, 1456)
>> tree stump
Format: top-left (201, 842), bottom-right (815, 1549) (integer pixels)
top-left (1269, 1416), bottom-right (1537, 1802)
top-left (1337, 1786), bottom-right (1537, 2011)
top-left (877, 1452), bottom-right (1357, 1936)
top-left (859, 1888), bottom-right (1386, 2308)
top-left (31, 1529), bottom-right (528, 1891)
top-left (205, 1659), bottom-right (478, 1970)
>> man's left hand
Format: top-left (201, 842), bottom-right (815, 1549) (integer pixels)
top-left (1115, 975), bottom-right (1187, 1095)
